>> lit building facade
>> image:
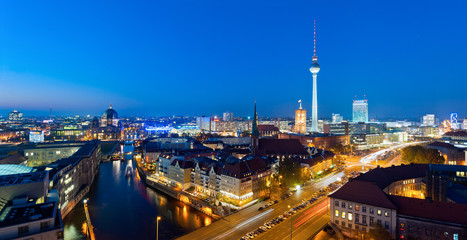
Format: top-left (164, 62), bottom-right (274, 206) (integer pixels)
top-left (8, 110), bottom-right (23, 121)
top-left (294, 100), bottom-right (307, 134)
top-left (422, 114), bottom-right (436, 127)
top-left (352, 100), bottom-right (368, 123)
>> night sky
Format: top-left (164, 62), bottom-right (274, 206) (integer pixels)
top-left (1, 0), bottom-right (466, 119)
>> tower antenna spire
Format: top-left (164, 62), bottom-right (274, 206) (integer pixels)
top-left (313, 20), bottom-right (316, 56)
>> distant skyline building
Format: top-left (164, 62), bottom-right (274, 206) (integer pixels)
top-left (294, 100), bottom-right (307, 134)
top-left (352, 99), bottom-right (368, 123)
top-left (332, 113), bottom-right (343, 123)
top-left (422, 114), bottom-right (436, 127)
top-left (29, 130), bottom-right (44, 143)
top-left (8, 110), bottom-right (23, 121)
top-left (309, 20), bottom-right (320, 133)
top-left (223, 112), bottom-right (234, 121)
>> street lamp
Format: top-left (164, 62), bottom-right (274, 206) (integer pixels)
top-left (156, 216), bottom-right (161, 240)
top-left (288, 205), bottom-right (292, 239)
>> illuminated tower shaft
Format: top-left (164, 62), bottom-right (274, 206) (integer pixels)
top-left (311, 73), bottom-right (318, 132)
top-left (309, 20), bottom-right (320, 132)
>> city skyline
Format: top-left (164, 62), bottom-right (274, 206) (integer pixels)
top-left (1, 0), bottom-right (466, 118)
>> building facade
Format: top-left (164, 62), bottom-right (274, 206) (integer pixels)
top-left (352, 100), bottom-right (368, 123)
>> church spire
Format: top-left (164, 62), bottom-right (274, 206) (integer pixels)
top-left (250, 101), bottom-right (259, 155)
top-left (252, 101), bottom-right (259, 137)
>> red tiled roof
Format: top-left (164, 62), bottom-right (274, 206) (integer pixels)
top-left (222, 156), bottom-right (269, 178)
top-left (329, 180), bottom-right (398, 209)
top-left (388, 195), bottom-right (467, 226)
top-left (257, 139), bottom-right (308, 156)
top-left (258, 125), bottom-right (279, 132)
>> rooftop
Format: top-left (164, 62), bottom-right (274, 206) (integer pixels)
top-left (0, 171), bottom-right (48, 187)
top-left (0, 202), bottom-right (57, 227)
top-left (329, 180), bottom-right (397, 209)
top-left (353, 164), bottom-right (427, 189)
top-left (389, 195), bottom-right (467, 226)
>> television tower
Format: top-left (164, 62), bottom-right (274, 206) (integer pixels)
top-left (309, 20), bottom-right (320, 133)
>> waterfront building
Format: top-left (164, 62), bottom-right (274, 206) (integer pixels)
top-left (47, 141), bottom-right (101, 217)
top-left (169, 159), bottom-right (194, 190)
top-left (332, 113), bottom-right (343, 123)
top-left (8, 110), bottom-right (23, 121)
top-left (22, 142), bottom-right (83, 167)
top-left (90, 105), bottom-right (122, 140)
top-left (191, 157), bottom-right (223, 199)
top-left (310, 20), bottom-right (321, 133)
top-left (223, 112), bottom-right (234, 122)
top-left (220, 156), bottom-right (272, 205)
top-left (422, 114), bottom-right (436, 127)
top-left (294, 100), bottom-right (307, 134)
top-left (352, 100), bottom-right (368, 123)
top-left (329, 164), bottom-right (467, 239)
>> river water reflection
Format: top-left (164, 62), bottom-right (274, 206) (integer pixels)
top-left (63, 144), bottom-right (212, 240)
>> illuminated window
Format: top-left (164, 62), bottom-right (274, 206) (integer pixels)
top-left (348, 213), bottom-right (353, 221)
top-left (348, 204), bottom-right (353, 210)
top-left (385, 211), bottom-right (389, 217)
top-left (342, 212), bottom-right (346, 219)
top-left (335, 210), bottom-right (339, 217)
top-left (355, 205), bottom-right (360, 211)
top-left (377, 209), bottom-right (382, 215)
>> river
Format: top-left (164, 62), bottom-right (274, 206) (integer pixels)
top-left (63, 143), bottom-right (212, 240)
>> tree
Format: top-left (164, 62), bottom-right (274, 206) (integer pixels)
top-left (401, 145), bottom-right (445, 164)
top-left (276, 158), bottom-right (306, 189)
top-left (368, 223), bottom-right (391, 240)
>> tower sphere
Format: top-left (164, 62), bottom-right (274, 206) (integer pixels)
top-left (309, 61), bottom-right (320, 74)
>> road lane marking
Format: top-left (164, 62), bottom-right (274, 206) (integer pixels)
top-left (212, 208), bottom-right (274, 240)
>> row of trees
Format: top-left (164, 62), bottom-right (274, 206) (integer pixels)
top-left (401, 145), bottom-right (445, 164)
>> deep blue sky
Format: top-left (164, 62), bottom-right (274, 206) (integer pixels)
top-left (1, 0), bottom-right (466, 119)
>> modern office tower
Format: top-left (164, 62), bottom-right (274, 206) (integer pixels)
top-left (294, 100), bottom-right (307, 134)
top-left (223, 112), bottom-right (234, 121)
top-left (332, 113), bottom-right (343, 123)
top-left (309, 20), bottom-right (321, 132)
top-left (8, 110), bottom-right (23, 121)
top-left (352, 99), bottom-right (368, 123)
top-left (422, 114), bottom-right (436, 126)
top-left (463, 119), bottom-right (467, 130)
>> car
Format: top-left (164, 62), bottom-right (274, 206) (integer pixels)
top-left (264, 223), bottom-right (271, 229)
top-left (274, 200), bottom-right (279, 204)
top-left (258, 207), bottom-right (263, 211)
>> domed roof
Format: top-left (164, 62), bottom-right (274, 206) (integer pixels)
top-left (102, 105), bottom-right (118, 120)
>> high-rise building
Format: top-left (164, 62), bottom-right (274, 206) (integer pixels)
top-left (332, 113), bottom-right (343, 123)
top-left (310, 20), bottom-right (321, 132)
top-left (223, 112), bottom-right (234, 121)
top-left (352, 99), bottom-right (368, 123)
top-left (463, 119), bottom-right (467, 130)
top-left (422, 114), bottom-right (436, 127)
top-left (8, 110), bottom-right (23, 121)
top-left (294, 100), bottom-right (307, 134)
